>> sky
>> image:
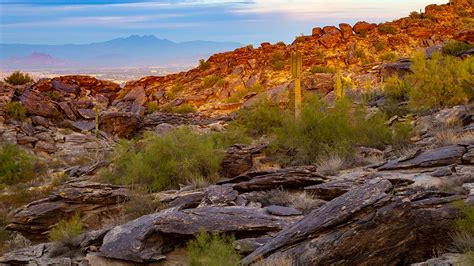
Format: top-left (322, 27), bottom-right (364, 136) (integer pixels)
top-left (0, 0), bottom-right (448, 45)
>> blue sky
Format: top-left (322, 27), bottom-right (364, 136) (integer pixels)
top-left (0, 0), bottom-right (448, 45)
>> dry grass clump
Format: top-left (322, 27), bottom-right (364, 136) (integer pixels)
top-left (315, 155), bottom-right (345, 176)
top-left (259, 188), bottom-right (293, 207)
top-left (290, 192), bottom-right (326, 214)
top-left (435, 127), bottom-right (474, 146)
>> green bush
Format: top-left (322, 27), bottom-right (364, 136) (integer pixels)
top-left (187, 231), bottom-right (240, 266)
top-left (442, 40), bottom-right (474, 56)
top-left (199, 59), bottom-right (211, 71)
top-left (407, 52), bottom-right (472, 109)
top-left (146, 102), bottom-right (160, 113)
top-left (310, 66), bottom-right (335, 74)
top-left (0, 144), bottom-right (35, 185)
top-left (202, 75), bottom-right (222, 89)
top-left (276, 41), bottom-right (286, 46)
top-left (231, 98), bottom-right (286, 137)
top-left (354, 49), bottom-right (366, 59)
top-left (103, 128), bottom-right (237, 192)
top-left (374, 41), bottom-right (386, 52)
top-left (409, 11), bottom-right (423, 19)
top-left (383, 75), bottom-right (410, 101)
top-left (380, 52), bottom-right (398, 62)
top-left (3, 71), bottom-right (33, 85)
top-left (48, 214), bottom-right (84, 243)
top-left (378, 25), bottom-right (398, 35)
top-left (272, 98), bottom-right (399, 164)
top-left (269, 51), bottom-right (286, 71)
top-left (5, 101), bottom-right (27, 121)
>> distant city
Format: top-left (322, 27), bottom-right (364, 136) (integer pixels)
top-left (0, 66), bottom-right (191, 85)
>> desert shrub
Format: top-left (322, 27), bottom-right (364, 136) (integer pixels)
top-left (173, 104), bottom-right (196, 114)
top-left (3, 71), bottom-right (33, 85)
top-left (124, 189), bottom-right (163, 219)
top-left (202, 75), bottom-right (222, 88)
top-left (358, 29), bottom-right (368, 38)
top-left (146, 102), bottom-right (160, 113)
top-left (0, 144), bottom-right (35, 185)
top-left (103, 128), bottom-right (234, 192)
top-left (199, 59), bottom-right (211, 71)
top-left (453, 201), bottom-right (474, 264)
top-left (409, 11), bottom-right (423, 19)
top-left (276, 41), bottom-right (286, 46)
top-left (48, 214), bottom-right (84, 243)
top-left (5, 101), bottom-right (27, 121)
top-left (269, 51), bottom-right (286, 71)
top-left (378, 25), bottom-right (398, 35)
top-left (354, 49), bottom-right (366, 59)
top-left (44, 90), bottom-right (62, 101)
top-left (383, 75), bottom-right (410, 101)
top-left (374, 41), bottom-right (386, 52)
top-left (226, 84), bottom-right (264, 103)
top-left (407, 52), bottom-right (472, 109)
top-left (187, 231), bottom-right (240, 266)
top-left (442, 40), bottom-right (474, 56)
top-left (231, 98), bottom-right (286, 137)
top-left (272, 97), bottom-right (397, 165)
top-left (310, 65), bottom-right (335, 74)
top-left (380, 52), bottom-right (398, 62)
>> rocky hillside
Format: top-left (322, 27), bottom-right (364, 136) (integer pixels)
top-left (0, 0), bottom-right (473, 265)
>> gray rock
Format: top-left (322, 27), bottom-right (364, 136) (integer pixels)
top-left (100, 206), bottom-right (296, 262)
top-left (266, 205), bottom-right (302, 216)
top-left (379, 145), bottom-right (466, 170)
top-left (462, 145), bottom-right (474, 164)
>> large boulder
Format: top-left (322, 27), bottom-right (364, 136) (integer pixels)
top-left (19, 90), bottom-right (60, 118)
top-left (339, 23), bottom-right (353, 39)
top-left (99, 206), bottom-right (297, 262)
top-left (220, 143), bottom-right (267, 179)
top-left (242, 178), bottom-right (462, 265)
top-left (99, 112), bottom-right (140, 138)
top-left (454, 29), bottom-right (474, 44)
top-left (319, 31), bottom-right (342, 48)
top-left (353, 21), bottom-right (377, 34)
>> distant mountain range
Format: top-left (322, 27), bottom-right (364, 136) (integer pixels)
top-left (0, 35), bottom-right (242, 70)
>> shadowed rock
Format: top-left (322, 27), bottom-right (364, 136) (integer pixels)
top-left (243, 179), bottom-right (462, 265)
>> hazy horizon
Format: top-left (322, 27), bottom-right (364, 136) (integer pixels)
top-left (1, 0), bottom-right (448, 46)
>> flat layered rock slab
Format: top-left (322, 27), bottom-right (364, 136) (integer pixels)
top-left (7, 182), bottom-right (128, 242)
top-left (379, 145), bottom-right (466, 170)
top-left (218, 166), bottom-right (327, 191)
top-left (100, 206), bottom-right (296, 262)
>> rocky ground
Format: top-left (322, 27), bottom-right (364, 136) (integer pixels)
top-left (0, 1), bottom-right (473, 265)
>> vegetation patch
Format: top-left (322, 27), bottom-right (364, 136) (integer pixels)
top-left (5, 101), bottom-right (27, 121)
top-left (102, 128), bottom-right (242, 192)
top-left (0, 144), bottom-right (36, 185)
top-left (442, 40), bottom-right (474, 56)
top-left (198, 59), bottom-right (211, 71)
top-left (48, 214), bottom-right (84, 243)
top-left (378, 25), bottom-right (398, 35)
top-left (269, 51), bottom-right (286, 71)
top-left (202, 75), bottom-right (222, 89)
top-left (453, 201), bottom-right (474, 264)
top-left (380, 52), bottom-right (398, 62)
top-left (3, 71), bottom-right (33, 85)
top-left (186, 231), bottom-right (240, 266)
top-left (309, 65), bottom-right (335, 74)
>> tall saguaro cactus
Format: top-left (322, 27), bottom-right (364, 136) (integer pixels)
top-left (291, 51), bottom-right (302, 118)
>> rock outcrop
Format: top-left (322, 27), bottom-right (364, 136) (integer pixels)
top-left (7, 182), bottom-right (128, 242)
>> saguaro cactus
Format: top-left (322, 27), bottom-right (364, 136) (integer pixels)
top-left (291, 51), bottom-right (302, 118)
